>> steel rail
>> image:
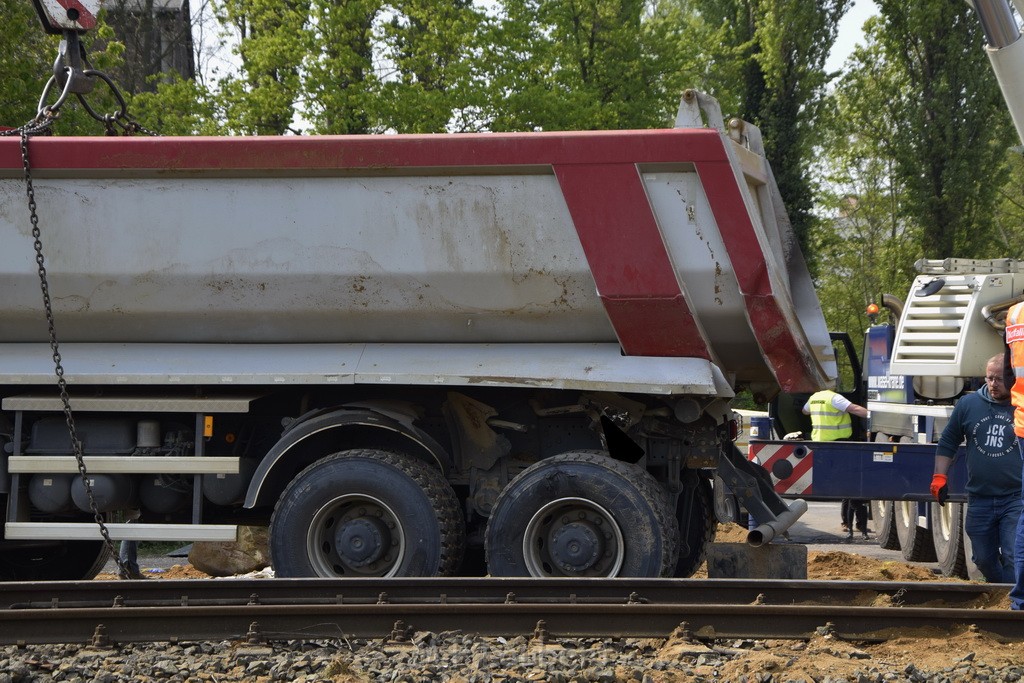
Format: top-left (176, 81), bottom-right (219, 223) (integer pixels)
top-left (3, 602), bottom-right (1023, 645)
top-left (1, 577), bottom-right (1005, 610)
top-left (1, 578), bottom-right (1017, 645)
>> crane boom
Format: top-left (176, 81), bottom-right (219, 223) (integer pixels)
top-left (971, 0), bottom-right (1024, 144)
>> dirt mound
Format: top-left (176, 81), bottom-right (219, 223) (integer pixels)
top-left (95, 563), bottom-right (211, 581)
top-left (807, 550), bottom-right (941, 582)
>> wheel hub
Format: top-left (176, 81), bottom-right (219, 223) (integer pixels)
top-left (334, 516), bottom-right (390, 567)
top-left (522, 497), bottom-right (625, 577)
top-left (549, 520), bottom-right (603, 573)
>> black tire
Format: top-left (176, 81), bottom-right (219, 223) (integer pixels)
top-left (931, 501), bottom-right (967, 579)
top-left (270, 449), bottom-right (464, 578)
top-left (674, 475), bottom-right (716, 578)
top-left (485, 452), bottom-right (679, 577)
top-left (895, 500), bottom-right (937, 563)
top-left (0, 540), bottom-right (111, 581)
top-left (874, 500), bottom-right (900, 551)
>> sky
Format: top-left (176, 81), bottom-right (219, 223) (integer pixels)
top-left (826, 0), bottom-right (879, 73)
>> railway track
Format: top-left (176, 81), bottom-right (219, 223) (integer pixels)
top-left (1, 578), bottom-right (1017, 645)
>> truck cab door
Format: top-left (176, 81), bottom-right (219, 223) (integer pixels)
top-left (769, 332), bottom-right (865, 440)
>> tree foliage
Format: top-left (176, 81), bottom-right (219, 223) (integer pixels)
top-left (481, 0), bottom-right (679, 131)
top-left (374, 0), bottom-right (485, 132)
top-left (811, 28), bottom-right (920, 341)
top-left (1, 0), bottom-right (55, 128)
top-left (218, 0), bottom-right (311, 134)
top-left (689, 0), bottom-right (849, 272)
top-left (872, 1), bottom-right (1011, 259)
top-left (303, 0), bottom-right (380, 134)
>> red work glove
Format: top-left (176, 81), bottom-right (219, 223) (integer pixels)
top-left (930, 473), bottom-right (948, 506)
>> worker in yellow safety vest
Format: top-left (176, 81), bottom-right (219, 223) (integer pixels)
top-left (802, 389), bottom-right (870, 539)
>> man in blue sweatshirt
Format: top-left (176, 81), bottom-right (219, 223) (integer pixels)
top-left (931, 354), bottom-right (1022, 582)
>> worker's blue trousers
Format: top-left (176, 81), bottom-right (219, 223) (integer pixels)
top-left (1011, 438), bottom-right (1024, 609)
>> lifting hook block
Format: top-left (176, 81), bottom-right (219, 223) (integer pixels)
top-left (33, 0), bottom-right (101, 34)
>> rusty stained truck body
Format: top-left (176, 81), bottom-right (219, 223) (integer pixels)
top-left (0, 93), bottom-right (834, 580)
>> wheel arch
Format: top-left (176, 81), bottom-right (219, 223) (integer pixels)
top-left (245, 406), bottom-right (452, 509)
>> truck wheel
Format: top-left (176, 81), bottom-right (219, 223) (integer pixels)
top-left (270, 449), bottom-right (464, 578)
top-left (931, 502), bottom-right (967, 578)
top-left (0, 540), bottom-right (110, 581)
top-left (674, 475), bottom-right (716, 577)
top-left (485, 452), bottom-right (679, 577)
top-left (895, 500), bottom-right (937, 562)
top-left (874, 500), bottom-right (900, 551)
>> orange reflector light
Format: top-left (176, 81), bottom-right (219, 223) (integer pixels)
top-left (203, 415), bottom-right (213, 437)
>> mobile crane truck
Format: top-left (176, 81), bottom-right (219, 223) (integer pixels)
top-left (0, 2), bottom-right (838, 580)
top-left (746, 0), bottom-right (1024, 582)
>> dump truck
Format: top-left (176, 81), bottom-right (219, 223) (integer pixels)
top-left (0, 89), bottom-right (837, 580)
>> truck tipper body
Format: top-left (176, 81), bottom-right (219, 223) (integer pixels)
top-left (0, 93), bottom-right (835, 580)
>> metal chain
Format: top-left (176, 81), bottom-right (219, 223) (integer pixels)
top-left (1, 114), bottom-right (55, 138)
top-left (18, 129), bottom-right (130, 578)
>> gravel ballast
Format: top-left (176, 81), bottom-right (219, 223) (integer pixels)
top-left (3, 627), bottom-right (1024, 683)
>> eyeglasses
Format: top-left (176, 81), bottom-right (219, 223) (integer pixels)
top-left (985, 376), bottom-right (1005, 383)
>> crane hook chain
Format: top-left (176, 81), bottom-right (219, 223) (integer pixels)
top-left (0, 130), bottom-right (133, 579)
top-left (0, 13), bottom-right (162, 580)
top-left (16, 28), bottom-right (159, 137)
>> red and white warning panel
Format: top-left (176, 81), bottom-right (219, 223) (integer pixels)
top-left (749, 442), bottom-right (814, 496)
top-left (749, 440), bottom-right (968, 501)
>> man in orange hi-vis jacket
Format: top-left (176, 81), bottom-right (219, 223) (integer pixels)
top-left (1002, 302), bottom-right (1024, 608)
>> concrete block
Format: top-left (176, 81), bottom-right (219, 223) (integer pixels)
top-left (706, 542), bottom-right (807, 579)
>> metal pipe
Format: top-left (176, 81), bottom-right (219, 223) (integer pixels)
top-left (981, 294), bottom-right (1024, 329)
top-left (746, 498), bottom-right (808, 547)
top-left (968, 0), bottom-right (1024, 144)
top-left (971, 0), bottom-right (1020, 48)
top-left (880, 292), bottom-right (904, 321)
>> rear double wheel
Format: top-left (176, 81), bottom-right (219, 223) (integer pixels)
top-left (873, 500), bottom-right (900, 551)
top-left (895, 500), bottom-right (936, 562)
top-left (485, 452), bottom-right (679, 577)
top-left (270, 449), bottom-right (464, 578)
top-left (0, 539), bottom-right (110, 581)
top-left (930, 502), bottom-right (967, 579)
top-left (673, 474), bottom-right (716, 577)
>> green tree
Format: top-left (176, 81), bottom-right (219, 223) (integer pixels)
top-left (130, 76), bottom-right (223, 134)
top-left (646, 0), bottom-right (746, 118)
top-left (1, 0), bottom-right (55, 129)
top-left (373, 0), bottom-right (486, 133)
top-left (873, 1), bottom-right (1010, 259)
top-left (217, 0), bottom-right (310, 134)
top-left (483, 0), bottom-right (676, 131)
top-left (812, 26), bottom-right (921, 344)
top-left (993, 150), bottom-right (1024, 259)
top-left (304, 0), bottom-right (380, 134)
top-left (690, 0), bottom-right (849, 272)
